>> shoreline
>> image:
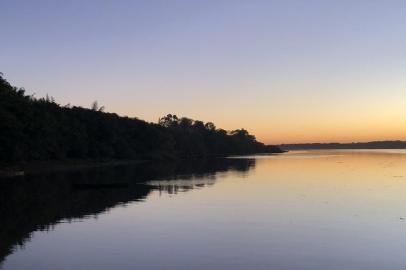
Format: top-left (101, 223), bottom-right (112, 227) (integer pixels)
top-left (0, 151), bottom-right (285, 178)
top-left (0, 159), bottom-right (147, 178)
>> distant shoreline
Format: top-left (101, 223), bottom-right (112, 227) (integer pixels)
top-left (280, 141), bottom-right (406, 151)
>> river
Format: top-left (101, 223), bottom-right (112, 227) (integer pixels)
top-left (2, 150), bottom-right (406, 269)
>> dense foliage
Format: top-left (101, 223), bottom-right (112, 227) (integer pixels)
top-left (0, 74), bottom-right (281, 162)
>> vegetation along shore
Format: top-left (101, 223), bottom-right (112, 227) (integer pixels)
top-left (0, 73), bottom-right (282, 175)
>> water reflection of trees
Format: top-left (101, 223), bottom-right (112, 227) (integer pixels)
top-left (0, 158), bottom-right (255, 266)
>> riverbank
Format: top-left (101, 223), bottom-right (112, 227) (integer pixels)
top-left (0, 150), bottom-right (286, 178)
top-left (0, 159), bottom-right (147, 178)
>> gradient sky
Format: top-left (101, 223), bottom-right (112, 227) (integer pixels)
top-left (2, 0), bottom-right (406, 144)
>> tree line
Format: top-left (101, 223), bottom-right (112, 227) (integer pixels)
top-left (280, 141), bottom-right (406, 150)
top-left (0, 73), bottom-right (282, 163)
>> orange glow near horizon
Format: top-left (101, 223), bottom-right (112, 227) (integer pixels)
top-left (3, 1), bottom-right (406, 145)
top-left (112, 108), bottom-right (406, 145)
top-left (111, 89), bottom-right (406, 145)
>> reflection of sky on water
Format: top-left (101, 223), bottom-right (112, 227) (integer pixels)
top-left (3, 150), bottom-right (406, 270)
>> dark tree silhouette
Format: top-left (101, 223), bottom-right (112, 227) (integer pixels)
top-left (0, 74), bottom-right (282, 163)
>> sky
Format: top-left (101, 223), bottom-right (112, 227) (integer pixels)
top-left (2, 0), bottom-right (406, 144)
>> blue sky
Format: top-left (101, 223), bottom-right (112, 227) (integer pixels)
top-left (2, 0), bottom-right (406, 143)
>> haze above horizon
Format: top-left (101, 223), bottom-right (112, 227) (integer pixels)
top-left (2, 0), bottom-right (406, 144)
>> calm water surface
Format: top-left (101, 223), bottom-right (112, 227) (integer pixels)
top-left (2, 150), bottom-right (406, 269)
